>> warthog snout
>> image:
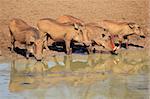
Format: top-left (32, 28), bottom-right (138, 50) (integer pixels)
top-left (128, 23), bottom-right (145, 37)
top-left (34, 39), bottom-right (44, 61)
top-left (34, 55), bottom-right (43, 61)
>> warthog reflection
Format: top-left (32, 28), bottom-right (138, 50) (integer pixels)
top-left (9, 59), bottom-right (48, 92)
top-left (9, 51), bottom-right (148, 92)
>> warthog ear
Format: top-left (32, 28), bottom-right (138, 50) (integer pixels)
top-left (73, 23), bottom-right (79, 30)
top-left (128, 23), bottom-right (135, 29)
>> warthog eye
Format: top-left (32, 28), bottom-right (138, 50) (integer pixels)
top-left (75, 28), bottom-right (79, 30)
top-left (102, 34), bottom-right (105, 37)
top-left (30, 42), bottom-right (34, 45)
top-left (140, 35), bottom-right (145, 38)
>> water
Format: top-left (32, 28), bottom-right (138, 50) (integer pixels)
top-left (0, 49), bottom-right (149, 99)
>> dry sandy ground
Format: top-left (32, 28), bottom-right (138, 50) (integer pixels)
top-left (0, 0), bottom-right (149, 58)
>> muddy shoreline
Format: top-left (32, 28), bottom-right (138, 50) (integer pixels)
top-left (0, 0), bottom-right (149, 60)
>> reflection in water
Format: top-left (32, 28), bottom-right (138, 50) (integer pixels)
top-left (0, 49), bottom-right (149, 99)
top-left (9, 59), bottom-right (48, 92)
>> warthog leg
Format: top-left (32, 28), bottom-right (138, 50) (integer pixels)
top-left (11, 36), bottom-right (15, 52)
top-left (125, 39), bottom-right (129, 49)
top-left (110, 35), bottom-right (116, 51)
top-left (123, 35), bottom-right (129, 49)
top-left (43, 35), bottom-right (49, 50)
top-left (118, 40), bottom-right (122, 49)
top-left (116, 35), bottom-right (123, 49)
top-left (82, 41), bottom-right (92, 54)
top-left (25, 44), bottom-right (30, 59)
top-left (65, 40), bottom-right (72, 54)
top-left (87, 44), bottom-right (93, 54)
top-left (44, 40), bottom-right (49, 50)
top-left (11, 42), bottom-right (15, 52)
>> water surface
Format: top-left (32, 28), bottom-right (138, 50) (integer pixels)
top-left (0, 49), bottom-right (149, 99)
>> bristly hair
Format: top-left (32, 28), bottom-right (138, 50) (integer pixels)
top-left (25, 27), bottom-right (40, 39)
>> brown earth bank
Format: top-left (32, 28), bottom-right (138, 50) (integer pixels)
top-left (0, 0), bottom-right (150, 59)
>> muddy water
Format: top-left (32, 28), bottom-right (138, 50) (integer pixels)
top-left (0, 49), bottom-right (149, 99)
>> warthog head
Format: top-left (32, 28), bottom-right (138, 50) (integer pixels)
top-left (33, 39), bottom-right (44, 61)
top-left (77, 26), bottom-right (92, 46)
top-left (128, 23), bottom-right (145, 37)
top-left (72, 23), bottom-right (84, 42)
top-left (25, 30), bottom-right (44, 61)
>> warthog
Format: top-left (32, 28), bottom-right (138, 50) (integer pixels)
top-left (37, 18), bottom-right (83, 54)
top-left (56, 15), bottom-right (84, 26)
top-left (80, 23), bottom-right (116, 53)
top-left (9, 18), bottom-right (43, 60)
top-left (56, 16), bottom-right (115, 53)
top-left (97, 20), bottom-right (145, 48)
